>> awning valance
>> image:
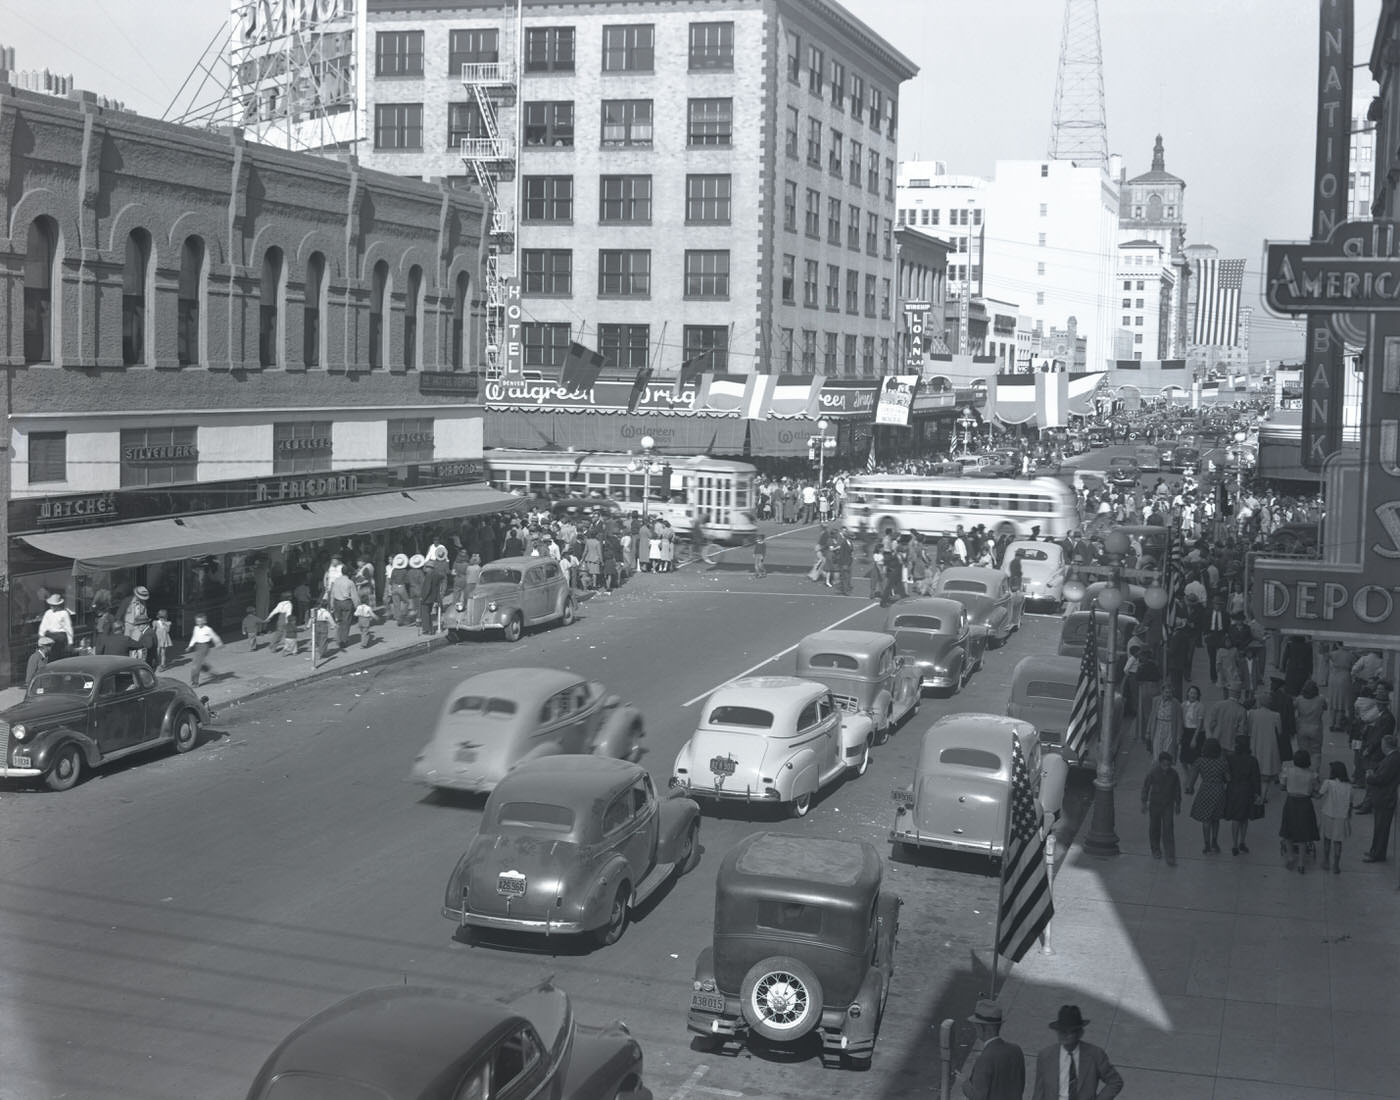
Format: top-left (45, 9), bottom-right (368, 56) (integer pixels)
top-left (485, 410), bottom-right (748, 453)
top-left (20, 483), bottom-right (523, 569)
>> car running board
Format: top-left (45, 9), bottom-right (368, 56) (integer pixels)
top-left (631, 861), bottom-right (678, 906)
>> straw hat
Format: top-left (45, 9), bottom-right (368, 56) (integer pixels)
top-left (46, 593), bottom-right (65, 607)
top-left (392, 553), bottom-right (408, 569)
top-left (134, 586), bottom-right (151, 600)
top-left (409, 554), bottom-right (426, 568)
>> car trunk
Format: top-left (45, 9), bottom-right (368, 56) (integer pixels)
top-left (686, 730), bottom-right (771, 796)
top-left (461, 834), bottom-right (580, 924)
top-left (914, 771), bottom-right (1004, 853)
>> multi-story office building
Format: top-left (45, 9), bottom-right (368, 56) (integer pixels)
top-left (894, 164), bottom-right (986, 299)
top-left (1117, 136), bottom-right (1189, 358)
top-left (1115, 238), bottom-right (1175, 361)
top-left (357, 0), bottom-right (916, 384)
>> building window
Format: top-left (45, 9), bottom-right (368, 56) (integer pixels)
top-left (1122, 297), bottom-right (1132, 307)
top-left (448, 28), bottom-right (498, 70)
top-left (781, 254), bottom-right (796, 304)
top-left (808, 45), bottom-right (825, 94)
top-left (522, 249), bottom-right (572, 295)
top-left (273, 421), bottom-right (332, 476)
top-left (803, 259), bottom-right (819, 307)
top-left (375, 103), bottom-right (423, 150)
top-left (827, 197), bottom-right (842, 244)
top-left (1122, 315), bottom-right (1131, 325)
top-left (879, 337), bottom-right (889, 370)
top-left (786, 31), bottom-right (801, 83)
top-left (861, 336), bottom-right (875, 374)
top-left (1135, 316), bottom-right (1144, 325)
top-left (598, 249), bottom-right (651, 296)
top-left (522, 175), bottom-right (573, 221)
top-left (1136, 280), bottom-right (1145, 290)
top-left (883, 218), bottom-right (893, 259)
top-left (450, 271), bottom-right (469, 368)
top-left (784, 180), bottom-right (798, 232)
top-left (685, 174), bottom-right (731, 223)
top-left (1040, 202), bottom-right (1048, 216)
top-left (602, 24), bottom-right (654, 72)
top-left (599, 99), bottom-right (653, 147)
top-left (845, 269), bottom-right (859, 314)
top-left (684, 250), bottom-right (729, 298)
top-left (387, 417), bottom-right (435, 465)
top-left (179, 235), bottom-right (206, 367)
top-left (523, 322), bottom-right (570, 367)
top-left (1036, 291), bottom-right (1045, 305)
top-left (782, 328), bottom-right (795, 371)
top-left (599, 175), bottom-right (652, 222)
top-left (22, 218), bottom-right (58, 365)
top-left (866, 148), bottom-right (879, 193)
top-left (807, 117), bottom-right (822, 166)
top-left (29, 431), bottom-right (67, 484)
top-left (1134, 333), bottom-right (1144, 344)
top-left (930, 209), bottom-right (940, 225)
top-left (1135, 298), bottom-right (1144, 308)
top-left (829, 130), bottom-right (844, 178)
top-left (376, 30), bottom-right (423, 76)
top-left (1133, 205), bottom-right (1143, 218)
top-left (1166, 205), bottom-right (1176, 218)
top-left (1122, 280), bottom-right (1132, 290)
top-left (688, 21), bottom-right (733, 70)
top-left (802, 329), bottom-right (817, 371)
top-left (843, 333), bottom-right (857, 372)
top-left (849, 72), bottom-right (864, 119)
top-left (847, 203), bottom-right (860, 250)
top-left (369, 260), bottom-right (389, 369)
top-left (785, 105), bottom-right (799, 158)
top-left (849, 139), bottom-right (862, 186)
top-left (864, 274), bottom-right (877, 317)
top-left (1038, 262), bottom-right (1047, 276)
top-left (1037, 232), bottom-right (1047, 246)
top-left (447, 102), bottom-right (489, 147)
top-left (524, 26), bottom-right (575, 72)
top-left (868, 86), bottom-right (883, 130)
top-left (881, 277), bottom-right (891, 319)
top-left (121, 427), bottom-right (197, 488)
top-left (258, 245), bottom-right (283, 369)
top-left (826, 263), bottom-right (841, 310)
top-left (688, 98), bottom-right (733, 146)
top-left (598, 323), bottom-right (649, 371)
top-left (523, 101), bottom-right (573, 147)
top-left (303, 250), bottom-right (326, 369)
top-left (830, 60), bottom-right (845, 108)
top-left (683, 325), bottom-right (729, 371)
top-left (122, 229), bottom-right (151, 366)
top-left (824, 331), bottom-right (838, 371)
top-left (1040, 163), bottom-right (1049, 177)
top-left (865, 212), bottom-right (879, 255)
top-left (885, 157), bottom-right (895, 200)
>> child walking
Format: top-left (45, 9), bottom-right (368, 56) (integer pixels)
top-left (751, 534), bottom-right (767, 579)
top-left (354, 599), bottom-right (376, 649)
top-left (185, 614), bottom-right (223, 688)
top-left (241, 605), bottom-right (260, 651)
top-left (265, 592), bottom-right (296, 655)
top-left (153, 610), bottom-right (173, 671)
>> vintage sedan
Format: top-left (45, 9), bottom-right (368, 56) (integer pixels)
top-left (1106, 456), bottom-right (1140, 488)
top-left (1057, 610), bottom-right (1140, 663)
top-left (1, 656), bottom-right (215, 792)
top-left (930, 565), bottom-right (1023, 647)
top-left (794, 630), bottom-right (920, 742)
top-left (1006, 654), bottom-right (1119, 769)
top-left (442, 556), bottom-right (575, 643)
top-left (1004, 539), bottom-right (1068, 606)
top-left (687, 832), bottom-right (900, 1070)
top-left (412, 668), bottom-right (644, 795)
top-left (443, 755), bottom-right (701, 947)
top-left (671, 677), bottom-right (876, 818)
top-left (245, 979), bottom-right (646, 1100)
top-left (890, 715), bottom-right (1042, 860)
top-left (881, 597), bottom-right (986, 695)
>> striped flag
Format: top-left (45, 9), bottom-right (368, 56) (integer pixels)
top-left (1164, 528), bottom-right (1186, 632)
top-left (741, 373), bottom-right (779, 420)
top-left (995, 737), bottom-right (1054, 964)
top-left (1062, 608), bottom-right (1101, 761)
top-left (865, 435), bottom-right (877, 473)
top-left (1192, 258), bottom-right (1246, 347)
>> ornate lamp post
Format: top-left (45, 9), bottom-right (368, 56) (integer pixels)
top-left (1063, 529), bottom-right (1169, 858)
top-left (637, 435), bottom-right (656, 521)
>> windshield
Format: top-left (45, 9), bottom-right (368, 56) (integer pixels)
top-left (27, 672), bottom-right (95, 700)
top-left (478, 567), bottom-right (522, 586)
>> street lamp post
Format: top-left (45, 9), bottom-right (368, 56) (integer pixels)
top-left (818, 418), bottom-right (830, 485)
top-left (639, 435), bottom-right (655, 522)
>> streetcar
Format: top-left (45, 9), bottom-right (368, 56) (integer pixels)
top-left (840, 474), bottom-right (1078, 540)
top-left (484, 448), bottom-right (758, 544)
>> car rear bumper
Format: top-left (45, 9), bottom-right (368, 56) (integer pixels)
top-left (671, 778), bottom-right (780, 803)
top-left (444, 906), bottom-right (587, 935)
top-left (891, 825), bottom-right (1001, 858)
top-left (688, 999), bottom-right (877, 1055)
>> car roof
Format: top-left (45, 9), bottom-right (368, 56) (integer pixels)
top-left (719, 832), bottom-right (882, 910)
top-left (250, 987), bottom-right (517, 1097)
top-left (796, 630), bottom-right (894, 661)
top-left (445, 667), bottom-right (585, 705)
top-left (43, 656), bottom-right (151, 676)
top-left (885, 596), bottom-right (966, 621)
top-left (939, 566), bottom-right (1000, 584)
top-left (491, 754), bottom-right (643, 806)
top-left (479, 556), bottom-right (556, 570)
top-left (1010, 654), bottom-right (1084, 684)
top-left (919, 714), bottom-right (1037, 770)
top-left (706, 676), bottom-right (826, 713)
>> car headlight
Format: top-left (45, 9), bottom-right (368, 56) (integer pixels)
top-left (487, 601), bottom-right (498, 613)
top-left (12, 724), bottom-right (26, 741)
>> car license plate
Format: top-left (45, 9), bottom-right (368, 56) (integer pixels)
top-left (691, 991), bottom-right (726, 1013)
top-left (709, 755), bottom-right (736, 777)
top-left (12, 754), bottom-right (30, 769)
top-left (496, 871), bottom-right (526, 898)
top-left (891, 789), bottom-right (914, 806)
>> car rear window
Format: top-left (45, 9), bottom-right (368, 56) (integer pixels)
top-left (478, 567), bottom-right (522, 585)
top-left (707, 705), bottom-right (773, 728)
top-left (1014, 548), bottom-right (1048, 561)
top-left (496, 801), bottom-right (575, 831)
top-left (939, 747), bottom-right (1001, 770)
top-left (893, 615), bottom-right (942, 631)
top-left (1027, 680), bottom-right (1077, 701)
top-left (806, 652), bottom-right (859, 670)
top-left (449, 695), bottom-right (517, 717)
top-left (943, 580), bottom-right (987, 594)
top-left (755, 900), bottom-right (823, 936)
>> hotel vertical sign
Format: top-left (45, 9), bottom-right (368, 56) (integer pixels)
top-left (1302, 0), bottom-right (1353, 469)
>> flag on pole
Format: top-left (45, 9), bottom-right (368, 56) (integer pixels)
top-left (1062, 608), bottom-right (1101, 761)
top-left (865, 435), bottom-right (878, 473)
top-left (674, 350), bottom-right (712, 394)
top-left (626, 367), bottom-right (653, 413)
top-left (559, 341), bottom-right (605, 393)
top-left (1192, 258), bottom-right (1246, 347)
top-left (995, 737), bottom-right (1054, 964)
top-left (740, 373), bottom-right (779, 420)
top-left (1164, 528), bottom-right (1186, 632)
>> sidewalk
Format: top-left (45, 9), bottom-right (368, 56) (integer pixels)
top-left (980, 711), bottom-right (1400, 1098)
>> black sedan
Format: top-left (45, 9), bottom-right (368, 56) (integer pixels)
top-left (2, 656), bottom-right (215, 791)
top-left (245, 980), bottom-right (647, 1100)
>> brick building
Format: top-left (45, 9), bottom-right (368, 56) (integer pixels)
top-left (0, 82), bottom-right (515, 686)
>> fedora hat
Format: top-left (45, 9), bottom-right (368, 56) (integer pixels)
top-left (968, 999), bottom-right (1004, 1026)
top-left (392, 553), bottom-right (408, 569)
top-left (134, 586), bottom-right (151, 600)
top-left (408, 554), bottom-right (426, 569)
top-left (37, 636), bottom-right (55, 647)
top-left (46, 593), bottom-right (65, 607)
top-left (1050, 1005), bottom-right (1089, 1031)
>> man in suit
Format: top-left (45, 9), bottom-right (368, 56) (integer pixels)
top-left (1361, 734), bottom-right (1400, 863)
top-left (1031, 1004), bottom-right (1123, 1100)
top-left (960, 998), bottom-right (1024, 1100)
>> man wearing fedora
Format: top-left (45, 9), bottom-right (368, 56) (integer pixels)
top-left (38, 592), bottom-right (74, 659)
top-left (26, 636), bottom-right (54, 687)
top-left (121, 585), bottom-right (155, 668)
top-left (960, 998), bottom-right (1024, 1100)
top-left (1031, 1004), bottom-right (1122, 1100)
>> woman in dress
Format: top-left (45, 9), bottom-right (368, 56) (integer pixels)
top-left (1293, 679), bottom-right (1327, 775)
top-left (1248, 693), bottom-right (1283, 786)
top-left (1279, 750), bottom-right (1322, 873)
top-left (1146, 685), bottom-right (1184, 768)
top-left (1189, 737), bottom-right (1230, 854)
top-left (1181, 684), bottom-right (1205, 770)
top-left (1224, 734), bottom-right (1263, 856)
top-left (1314, 760), bottom-right (1353, 874)
top-left (1326, 642), bottom-right (1354, 731)
top-left (1216, 635), bottom-right (1246, 698)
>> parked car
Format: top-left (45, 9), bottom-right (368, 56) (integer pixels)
top-left (930, 565), bottom-right (1023, 648)
top-left (794, 629), bottom-right (921, 742)
top-left (889, 715), bottom-right (1042, 859)
top-left (1, 656), bottom-right (215, 792)
top-left (671, 677), bottom-right (876, 817)
top-left (442, 555), bottom-right (575, 642)
top-left (882, 596), bottom-right (986, 695)
top-left (1087, 426), bottom-right (1112, 448)
top-left (245, 979), bottom-right (646, 1100)
top-left (1057, 611), bottom-right (1140, 665)
top-left (953, 453), bottom-right (1017, 478)
top-left (1006, 654), bottom-right (1121, 769)
top-left (411, 668), bottom-right (644, 794)
top-left (1169, 445), bottom-right (1200, 473)
top-left (686, 831), bottom-right (900, 1069)
top-left (443, 755), bottom-right (701, 946)
top-left (1004, 539), bottom-right (1067, 606)
top-left (1106, 456), bottom-right (1140, 488)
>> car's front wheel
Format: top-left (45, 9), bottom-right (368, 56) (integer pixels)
top-left (45, 744), bottom-right (83, 792)
top-left (172, 711), bottom-right (200, 754)
top-left (502, 614), bottom-right (523, 643)
top-left (560, 598), bottom-right (576, 626)
top-left (855, 738), bottom-right (872, 776)
top-left (740, 956), bottom-right (823, 1042)
top-left (593, 884), bottom-right (630, 947)
top-left (679, 822), bottom-right (702, 873)
top-left (788, 791), bottom-right (812, 818)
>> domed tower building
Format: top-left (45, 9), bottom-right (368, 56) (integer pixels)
top-left (1118, 136), bottom-right (1189, 358)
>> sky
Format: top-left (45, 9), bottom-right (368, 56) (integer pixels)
top-left (0, 0), bottom-right (1384, 365)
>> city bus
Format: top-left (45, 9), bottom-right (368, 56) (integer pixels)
top-left (841, 475), bottom-right (1079, 540)
top-left (483, 448), bottom-right (758, 544)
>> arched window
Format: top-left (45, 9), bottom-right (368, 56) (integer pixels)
top-left (1147, 193), bottom-right (1163, 221)
top-left (23, 218), bottom-right (59, 364)
top-left (304, 251), bottom-right (327, 368)
top-left (404, 265), bottom-right (423, 370)
top-left (452, 272), bottom-right (469, 369)
top-left (178, 236), bottom-right (206, 367)
top-left (122, 229), bottom-right (152, 366)
top-left (369, 260), bottom-right (389, 369)
top-left (260, 246), bottom-right (284, 367)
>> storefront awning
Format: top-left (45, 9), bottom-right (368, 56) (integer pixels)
top-left (486, 410), bottom-right (748, 453)
top-left (19, 483), bottom-right (524, 569)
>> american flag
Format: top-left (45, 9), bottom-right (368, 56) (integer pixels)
top-left (1062, 608), bottom-right (1101, 760)
top-left (1164, 528), bottom-right (1186, 632)
top-left (996, 737), bottom-right (1054, 964)
top-left (1192, 258), bottom-right (1246, 347)
top-left (865, 435), bottom-right (877, 473)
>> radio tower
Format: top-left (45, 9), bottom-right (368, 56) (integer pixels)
top-left (1048, 0), bottom-right (1109, 166)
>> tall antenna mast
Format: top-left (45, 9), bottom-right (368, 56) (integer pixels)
top-left (1048, 0), bottom-right (1108, 166)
